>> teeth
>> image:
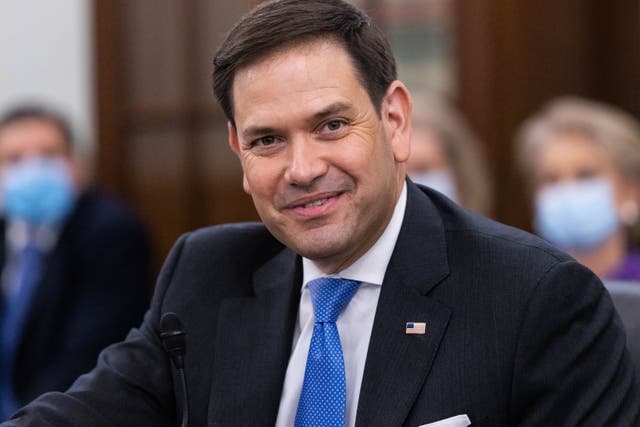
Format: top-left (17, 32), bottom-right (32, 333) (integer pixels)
top-left (304, 198), bottom-right (327, 208)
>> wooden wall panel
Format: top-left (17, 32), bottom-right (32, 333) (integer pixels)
top-left (192, 1), bottom-right (252, 108)
top-left (591, 1), bottom-right (640, 117)
top-left (195, 128), bottom-right (258, 225)
top-left (128, 129), bottom-right (190, 257)
top-left (95, 0), bottom-right (125, 196)
top-left (94, 0), bottom-right (254, 270)
top-left (122, 1), bottom-right (187, 108)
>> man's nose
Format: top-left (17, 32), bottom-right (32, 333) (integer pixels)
top-left (283, 136), bottom-right (328, 187)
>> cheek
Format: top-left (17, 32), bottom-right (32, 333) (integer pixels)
top-left (345, 130), bottom-right (388, 163)
top-left (241, 158), bottom-right (281, 198)
top-left (331, 147), bottom-right (372, 182)
top-left (610, 175), bottom-right (636, 205)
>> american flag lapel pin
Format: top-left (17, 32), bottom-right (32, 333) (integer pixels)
top-left (406, 322), bottom-right (426, 335)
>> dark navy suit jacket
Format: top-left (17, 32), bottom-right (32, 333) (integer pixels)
top-left (4, 182), bottom-right (639, 426)
top-left (0, 188), bottom-right (151, 409)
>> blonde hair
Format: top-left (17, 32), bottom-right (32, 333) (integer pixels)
top-left (516, 96), bottom-right (640, 188)
top-left (411, 92), bottom-right (493, 216)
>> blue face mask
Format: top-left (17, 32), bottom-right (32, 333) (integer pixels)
top-left (410, 170), bottom-right (459, 203)
top-left (2, 158), bottom-right (76, 225)
top-left (534, 178), bottom-right (618, 251)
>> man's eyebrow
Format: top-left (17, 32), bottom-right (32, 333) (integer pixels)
top-left (242, 126), bottom-right (277, 140)
top-left (308, 102), bottom-right (354, 125)
top-left (241, 102), bottom-right (354, 139)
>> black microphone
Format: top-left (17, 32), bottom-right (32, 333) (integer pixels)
top-left (160, 312), bottom-right (189, 427)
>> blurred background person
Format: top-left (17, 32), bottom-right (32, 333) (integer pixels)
top-left (406, 92), bottom-right (493, 216)
top-left (0, 105), bottom-right (152, 419)
top-left (516, 96), bottom-right (640, 281)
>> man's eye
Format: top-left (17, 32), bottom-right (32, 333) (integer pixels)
top-left (246, 135), bottom-right (285, 155)
top-left (317, 119), bottom-right (347, 137)
top-left (326, 120), bottom-right (343, 131)
top-left (252, 136), bottom-right (278, 147)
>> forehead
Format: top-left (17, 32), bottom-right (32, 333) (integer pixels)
top-left (537, 132), bottom-right (616, 174)
top-left (0, 118), bottom-right (69, 155)
top-left (540, 132), bottom-right (606, 161)
top-left (231, 39), bottom-right (370, 129)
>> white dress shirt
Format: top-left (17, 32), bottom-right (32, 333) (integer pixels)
top-left (275, 183), bottom-right (407, 427)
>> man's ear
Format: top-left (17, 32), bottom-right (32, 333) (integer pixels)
top-left (227, 122), bottom-right (252, 195)
top-left (381, 81), bottom-right (412, 163)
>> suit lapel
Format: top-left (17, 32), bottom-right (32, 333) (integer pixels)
top-left (209, 246), bottom-right (301, 425)
top-left (356, 182), bottom-right (452, 426)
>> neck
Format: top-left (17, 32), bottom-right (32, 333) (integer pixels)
top-left (570, 230), bottom-right (627, 279)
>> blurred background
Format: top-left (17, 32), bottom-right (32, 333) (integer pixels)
top-left (1, 0), bottom-right (638, 272)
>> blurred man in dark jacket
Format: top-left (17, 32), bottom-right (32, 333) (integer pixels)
top-left (0, 105), bottom-right (152, 419)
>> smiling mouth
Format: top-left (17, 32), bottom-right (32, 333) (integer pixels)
top-left (285, 192), bottom-right (342, 217)
top-left (304, 198), bottom-right (329, 208)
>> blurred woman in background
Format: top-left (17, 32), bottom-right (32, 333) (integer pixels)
top-left (406, 92), bottom-right (493, 216)
top-left (516, 96), bottom-right (640, 281)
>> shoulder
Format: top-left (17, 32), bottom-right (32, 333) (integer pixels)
top-left (407, 183), bottom-right (595, 315)
top-left (176, 222), bottom-right (285, 266)
top-left (55, 189), bottom-right (150, 261)
top-left (152, 222), bottom-right (291, 311)
top-left (420, 184), bottom-right (573, 274)
top-left (163, 222), bottom-right (287, 279)
top-left (72, 188), bottom-right (142, 227)
top-left (64, 188), bottom-right (148, 239)
top-left (184, 221), bottom-right (278, 246)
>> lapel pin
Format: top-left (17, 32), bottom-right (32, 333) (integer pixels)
top-left (406, 322), bottom-right (426, 335)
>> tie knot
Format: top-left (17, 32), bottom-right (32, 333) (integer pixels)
top-left (307, 277), bottom-right (360, 323)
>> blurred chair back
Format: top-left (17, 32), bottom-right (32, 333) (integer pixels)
top-left (605, 280), bottom-right (640, 386)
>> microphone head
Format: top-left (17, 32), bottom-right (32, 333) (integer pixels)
top-left (160, 312), bottom-right (183, 333)
top-left (160, 312), bottom-right (186, 357)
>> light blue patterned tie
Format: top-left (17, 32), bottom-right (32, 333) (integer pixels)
top-left (0, 240), bottom-right (44, 419)
top-left (295, 277), bottom-right (361, 427)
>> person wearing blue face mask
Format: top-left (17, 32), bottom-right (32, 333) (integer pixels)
top-left (406, 92), bottom-right (493, 216)
top-left (3, 157), bottom-right (76, 226)
top-left (0, 105), bottom-right (152, 420)
top-left (516, 97), bottom-right (640, 281)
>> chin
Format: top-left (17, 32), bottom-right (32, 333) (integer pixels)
top-left (289, 231), bottom-right (346, 261)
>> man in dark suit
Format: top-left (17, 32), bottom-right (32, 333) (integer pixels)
top-left (3, 0), bottom-right (638, 425)
top-left (0, 106), bottom-right (152, 419)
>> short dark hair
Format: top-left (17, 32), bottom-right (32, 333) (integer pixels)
top-left (0, 105), bottom-right (74, 152)
top-left (213, 0), bottom-right (397, 127)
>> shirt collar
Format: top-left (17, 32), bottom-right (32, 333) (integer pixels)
top-left (6, 219), bottom-right (60, 252)
top-left (302, 181), bottom-right (407, 288)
